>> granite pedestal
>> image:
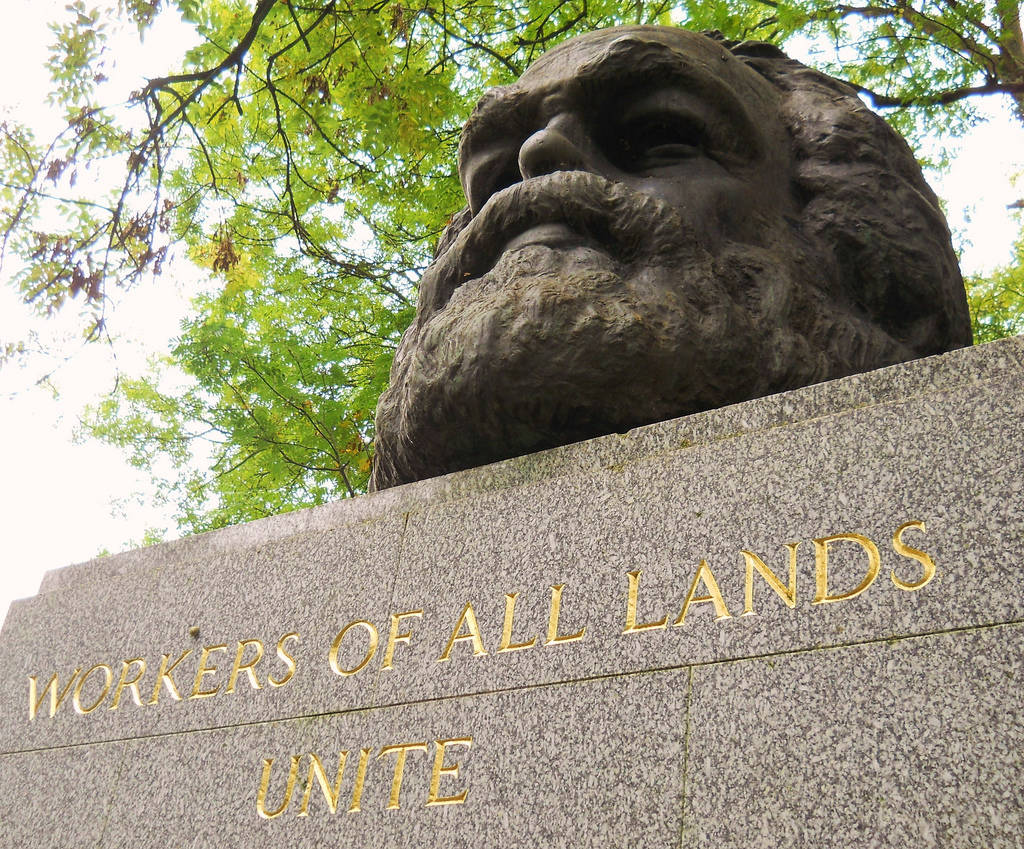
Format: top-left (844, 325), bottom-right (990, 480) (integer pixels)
top-left (1, 336), bottom-right (1022, 847)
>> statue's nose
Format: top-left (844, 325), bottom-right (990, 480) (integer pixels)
top-left (518, 123), bottom-right (592, 180)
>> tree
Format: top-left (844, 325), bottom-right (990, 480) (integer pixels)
top-left (2, 0), bottom-right (1022, 533)
top-left (689, 0), bottom-right (1024, 131)
top-left (967, 226), bottom-right (1024, 342)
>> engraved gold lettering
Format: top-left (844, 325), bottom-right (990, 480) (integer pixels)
top-left (673, 560), bottom-right (732, 626)
top-left (109, 658), bottom-right (147, 710)
top-left (497, 593), bottom-right (537, 653)
top-left (348, 747), bottom-right (373, 813)
top-left (329, 621), bottom-right (379, 676)
top-left (255, 736), bottom-right (473, 819)
top-left (28, 669), bottom-right (81, 720)
top-left (72, 664), bottom-right (113, 715)
top-left (377, 742), bottom-right (428, 810)
top-left (226, 639), bottom-right (264, 694)
top-left (257, 754), bottom-right (301, 819)
top-left (298, 751), bottom-right (349, 816)
top-left (190, 644), bottom-right (228, 700)
top-left (148, 650), bottom-right (192, 705)
top-left (623, 570), bottom-right (668, 633)
top-left (437, 603), bottom-right (488, 661)
top-left (427, 737), bottom-right (472, 806)
top-left (741, 543), bottom-right (799, 616)
top-left (382, 611), bottom-right (423, 670)
top-left (891, 520), bottom-right (936, 591)
top-left (268, 632), bottom-right (299, 688)
top-left (813, 533), bottom-right (881, 604)
top-left (545, 584), bottom-right (586, 645)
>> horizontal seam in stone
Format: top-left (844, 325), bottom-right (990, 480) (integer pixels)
top-left (3, 615), bottom-right (1021, 758)
top-left (609, 372), bottom-right (1013, 469)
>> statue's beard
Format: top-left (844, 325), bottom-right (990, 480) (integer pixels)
top-left (372, 174), bottom-right (914, 490)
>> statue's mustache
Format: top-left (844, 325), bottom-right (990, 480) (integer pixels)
top-left (416, 171), bottom-right (686, 319)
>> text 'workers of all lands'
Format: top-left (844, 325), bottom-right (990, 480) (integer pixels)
top-left (28, 519), bottom-right (934, 722)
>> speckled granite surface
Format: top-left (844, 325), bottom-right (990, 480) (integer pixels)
top-left (1, 336), bottom-right (1022, 846)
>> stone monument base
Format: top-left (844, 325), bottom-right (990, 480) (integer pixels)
top-left (2, 336), bottom-right (1022, 847)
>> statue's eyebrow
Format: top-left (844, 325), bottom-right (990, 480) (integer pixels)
top-left (570, 41), bottom-right (767, 160)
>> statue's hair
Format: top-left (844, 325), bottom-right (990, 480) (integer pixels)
top-left (713, 34), bottom-right (971, 353)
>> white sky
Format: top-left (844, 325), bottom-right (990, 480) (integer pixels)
top-left (0, 4), bottom-right (1021, 623)
top-left (0, 0), bottom-right (199, 617)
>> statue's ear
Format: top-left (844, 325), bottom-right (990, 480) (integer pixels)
top-left (433, 206), bottom-right (473, 258)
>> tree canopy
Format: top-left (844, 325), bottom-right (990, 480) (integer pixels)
top-left (2, 0), bottom-right (1022, 533)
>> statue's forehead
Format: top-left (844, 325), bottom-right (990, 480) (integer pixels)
top-left (499, 25), bottom-right (780, 129)
top-left (519, 26), bottom-right (732, 86)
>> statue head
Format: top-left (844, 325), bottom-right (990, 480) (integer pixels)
top-left (371, 26), bottom-right (971, 490)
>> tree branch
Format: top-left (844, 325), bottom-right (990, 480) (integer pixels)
top-left (848, 78), bottom-right (1024, 107)
top-left (141, 0), bottom-right (279, 99)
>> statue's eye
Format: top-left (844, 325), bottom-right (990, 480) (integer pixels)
top-left (613, 116), bottom-right (706, 170)
top-left (465, 151), bottom-right (522, 214)
top-left (490, 159), bottom-right (523, 197)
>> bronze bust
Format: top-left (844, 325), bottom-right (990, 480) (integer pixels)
top-left (371, 26), bottom-right (971, 490)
